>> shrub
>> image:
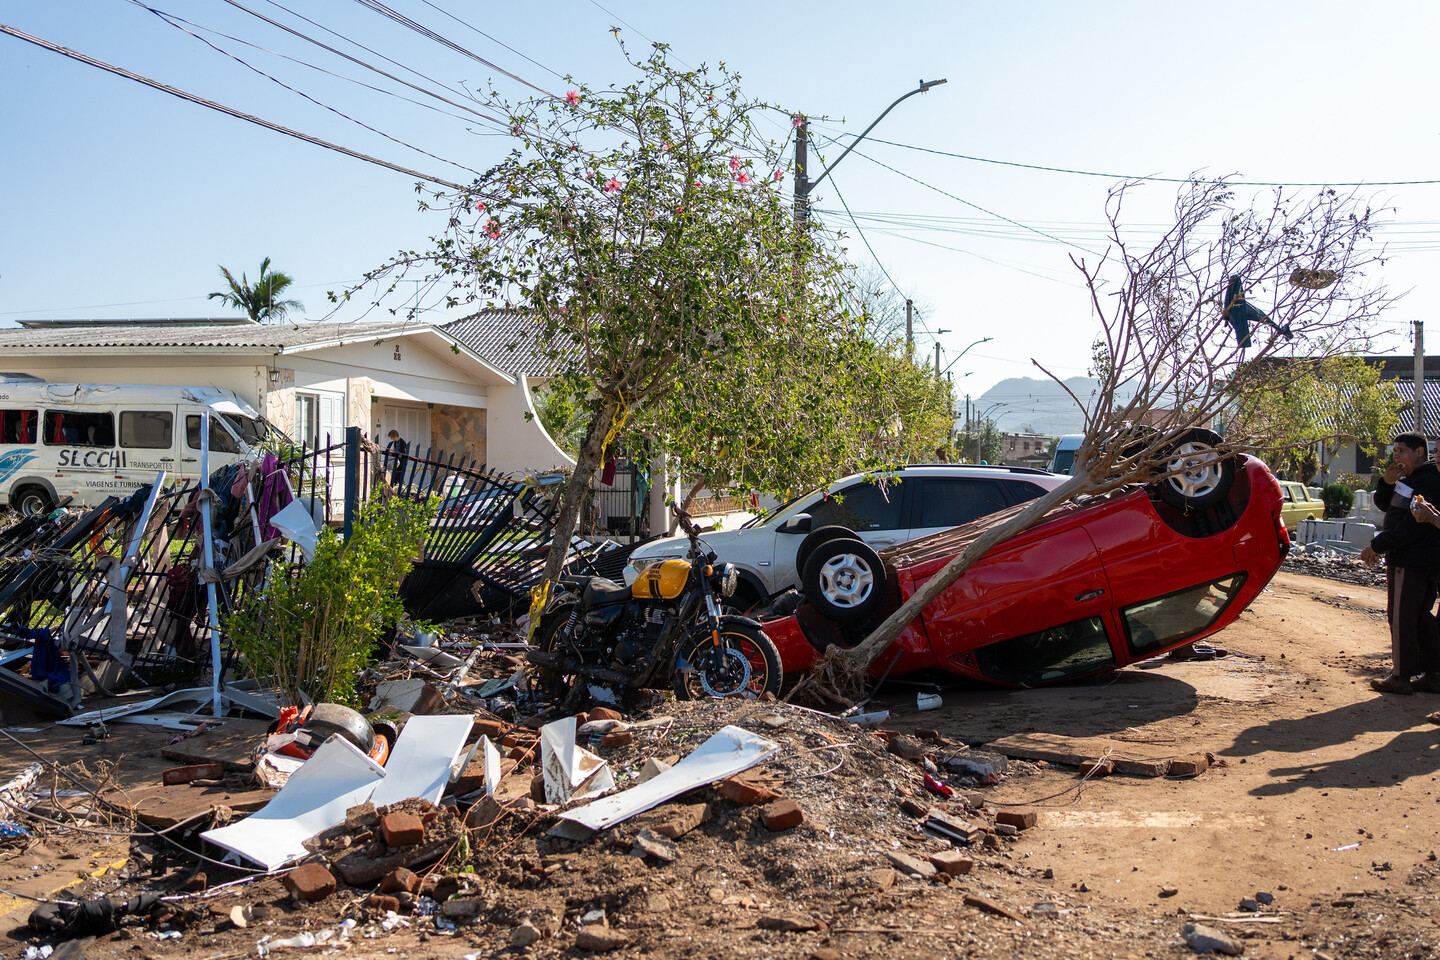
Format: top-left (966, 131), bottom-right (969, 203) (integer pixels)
top-left (227, 492), bottom-right (435, 706)
top-left (1322, 483), bottom-right (1354, 520)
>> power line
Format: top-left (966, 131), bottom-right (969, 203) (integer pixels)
top-left (132, 1), bottom-right (485, 178)
top-left (349, 0), bottom-right (557, 99)
top-left (222, 0), bottom-right (513, 131)
top-left (826, 131), bottom-right (1440, 189)
top-left (413, 0), bottom-right (567, 82)
top-left (0, 21), bottom-right (466, 189)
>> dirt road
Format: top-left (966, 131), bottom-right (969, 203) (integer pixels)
top-left (5, 570), bottom-right (1440, 959)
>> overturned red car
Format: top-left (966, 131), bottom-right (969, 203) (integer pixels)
top-left (763, 455), bottom-right (1289, 687)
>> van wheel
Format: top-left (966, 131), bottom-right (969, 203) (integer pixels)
top-left (14, 486), bottom-right (54, 518)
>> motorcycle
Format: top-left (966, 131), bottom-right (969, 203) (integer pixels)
top-left (526, 508), bottom-right (783, 705)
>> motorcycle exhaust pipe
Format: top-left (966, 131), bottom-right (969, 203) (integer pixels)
top-left (526, 650), bottom-right (632, 686)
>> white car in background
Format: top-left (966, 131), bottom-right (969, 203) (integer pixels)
top-left (623, 464), bottom-right (1069, 611)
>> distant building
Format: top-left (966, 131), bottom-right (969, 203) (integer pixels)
top-left (999, 432), bottom-right (1053, 469)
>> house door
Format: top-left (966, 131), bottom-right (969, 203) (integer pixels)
top-left (379, 403), bottom-right (430, 454)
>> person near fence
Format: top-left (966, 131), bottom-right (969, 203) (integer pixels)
top-left (1359, 431), bottom-right (1440, 694)
top-left (384, 429), bottom-right (408, 487)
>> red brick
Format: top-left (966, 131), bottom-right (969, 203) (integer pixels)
top-left (184, 872), bottom-right (207, 892)
top-left (601, 731), bottom-right (633, 748)
top-left (589, 706), bottom-right (624, 722)
top-left (473, 718), bottom-right (508, 740)
top-left (761, 798), bottom-right (804, 831)
top-left (379, 811), bottom-right (425, 847)
top-left (283, 863), bottom-right (336, 902)
top-left (1078, 759), bottom-right (1114, 777)
top-left (995, 809), bottom-right (1037, 830)
top-left (928, 850), bottom-right (974, 876)
top-left (530, 773), bottom-right (546, 802)
top-left (162, 763), bottom-right (226, 785)
top-left (1168, 755), bottom-right (1210, 777)
top-left (507, 745), bottom-right (535, 764)
top-left (366, 894), bottom-right (400, 913)
top-left (378, 867), bottom-right (420, 894)
top-left (651, 802), bottom-right (709, 840)
top-left (716, 773), bottom-right (782, 806)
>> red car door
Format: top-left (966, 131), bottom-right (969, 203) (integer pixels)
top-left (902, 522), bottom-right (1118, 686)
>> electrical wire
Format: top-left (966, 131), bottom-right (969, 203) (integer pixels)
top-left (833, 132), bottom-right (1440, 189)
top-left (0, 22), bottom-right (466, 190)
top-left (230, 0), bottom-right (513, 131)
top-left (132, 2), bottom-right (485, 179)
top-left (413, 0), bottom-right (568, 82)
top-left (349, 0), bottom-right (557, 99)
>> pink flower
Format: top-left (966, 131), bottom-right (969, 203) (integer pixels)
top-left (693, 180), bottom-right (702, 188)
top-left (791, 114), bottom-right (803, 128)
top-left (736, 171), bottom-right (751, 185)
top-left (565, 90), bottom-right (579, 106)
top-left (729, 156), bottom-right (741, 172)
top-left (474, 200), bottom-right (486, 213)
top-left (674, 206), bottom-right (683, 214)
top-left (570, 144), bottom-right (579, 151)
top-left (560, 305), bottom-right (568, 315)
top-left (661, 141), bottom-right (671, 151)
top-left (773, 169), bottom-right (783, 182)
top-left (484, 219), bottom-right (500, 239)
top-left (603, 177), bottom-right (621, 193)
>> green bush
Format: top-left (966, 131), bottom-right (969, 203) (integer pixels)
top-left (227, 492), bottom-right (435, 706)
top-left (1322, 483), bottom-right (1354, 520)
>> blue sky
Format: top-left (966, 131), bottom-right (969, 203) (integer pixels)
top-left (2, 1), bottom-right (1437, 406)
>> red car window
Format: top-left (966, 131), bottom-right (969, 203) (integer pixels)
top-left (1121, 573), bottom-right (1247, 655)
top-left (972, 616), bottom-right (1115, 686)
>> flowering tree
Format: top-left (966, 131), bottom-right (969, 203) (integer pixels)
top-left (792, 179), bottom-right (1396, 705)
top-left (351, 41), bottom-right (865, 583)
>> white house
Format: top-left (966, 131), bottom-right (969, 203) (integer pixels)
top-left (0, 317), bottom-right (573, 475)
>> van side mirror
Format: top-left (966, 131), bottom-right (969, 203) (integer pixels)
top-left (778, 513), bottom-right (812, 534)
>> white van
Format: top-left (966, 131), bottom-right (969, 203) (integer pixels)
top-left (0, 378), bottom-right (275, 516)
top-left (1049, 434), bottom-right (1084, 475)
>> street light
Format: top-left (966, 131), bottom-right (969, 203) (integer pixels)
top-left (940, 336), bottom-right (993, 376)
top-left (795, 79), bottom-right (948, 223)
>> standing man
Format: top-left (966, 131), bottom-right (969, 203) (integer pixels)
top-left (384, 429), bottom-right (408, 487)
top-left (1360, 431), bottom-right (1440, 693)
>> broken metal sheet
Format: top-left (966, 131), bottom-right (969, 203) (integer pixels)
top-left (481, 735), bottom-right (502, 797)
top-left (201, 736), bottom-right (387, 872)
top-left (399, 645), bottom-right (463, 669)
top-left (57, 681), bottom-right (276, 726)
top-left (369, 714), bottom-right (473, 808)
top-left (541, 716), bottom-right (614, 805)
top-left (368, 678), bottom-right (428, 713)
top-left (558, 725), bottom-right (778, 833)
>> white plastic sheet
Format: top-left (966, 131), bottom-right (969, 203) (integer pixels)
top-left (559, 725), bottom-right (778, 832)
top-left (540, 716), bottom-right (614, 804)
top-left (370, 714), bottom-right (473, 807)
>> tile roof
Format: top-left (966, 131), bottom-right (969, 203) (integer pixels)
top-left (0, 320), bottom-right (437, 351)
top-left (1391, 381), bottom-right (1440, 436)
top-left (442, 309), bottom-right (574, 378)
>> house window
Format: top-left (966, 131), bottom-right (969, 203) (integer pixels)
top-left (120, 411), bottom-right (173, 449)
top-left (295, 394), bottom-right (320, 448)
top-left (44, 410), bottom-right (114, 447)
top-left (0, 408), bottom-right (38, 444)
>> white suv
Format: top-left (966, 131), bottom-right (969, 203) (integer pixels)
top-left (623, 464), bottom-right (1068, 611)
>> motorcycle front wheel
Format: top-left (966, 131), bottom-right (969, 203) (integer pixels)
top-left (672, 623), bottom-right (783, 701)
top-left (533, 599), bottom-right (580, 703)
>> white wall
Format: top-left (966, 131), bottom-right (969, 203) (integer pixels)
top-left (485, 374), bottom-right (574, 474)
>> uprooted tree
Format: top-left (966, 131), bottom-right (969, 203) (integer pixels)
top-left (790, 178), bottom-right (1396, 705)
top-left (347, 39), bottom-right (939, 586)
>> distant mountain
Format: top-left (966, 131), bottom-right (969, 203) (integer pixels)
top-left (965, 377), bottom-right (1137, 437)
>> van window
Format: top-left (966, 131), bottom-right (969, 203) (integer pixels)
top-left (44, 410), bottom-right (114, 447)
top-left (120, 411), bottom-right (173, 449)
top-left (0, 409), bottom-right (38, 444)
top-left (185, 414), bottom-right (240, 454)
top-left (222, 413), bottom-right (268, 446)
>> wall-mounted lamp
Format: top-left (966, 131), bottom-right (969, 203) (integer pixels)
top-left (268, 369), bottom-right (281, 386)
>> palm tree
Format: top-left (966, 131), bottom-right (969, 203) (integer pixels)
top-left (208, 257), bottom-right (304, 323)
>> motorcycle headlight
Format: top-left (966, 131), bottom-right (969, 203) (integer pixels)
top-left (717, 563), bottom-right (738, 598)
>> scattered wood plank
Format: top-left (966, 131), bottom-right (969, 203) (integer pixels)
top-left (985, 733), bottom-right (1173, 778)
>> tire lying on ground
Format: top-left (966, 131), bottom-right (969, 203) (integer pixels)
top-left (801, 537), bottom-right (886, 622)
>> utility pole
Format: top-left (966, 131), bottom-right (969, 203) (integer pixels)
top-left (934, 341), bottom-right (942, 375)
top-left (793, 119), bottom-right (809, 226)
top-left (1415, 320), bottom-right (1426, 439)
top-left (905, 299), bottom-right (913, 356)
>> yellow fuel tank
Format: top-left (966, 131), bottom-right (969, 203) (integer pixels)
top-left (631, 558), bottom-right (692, 600)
